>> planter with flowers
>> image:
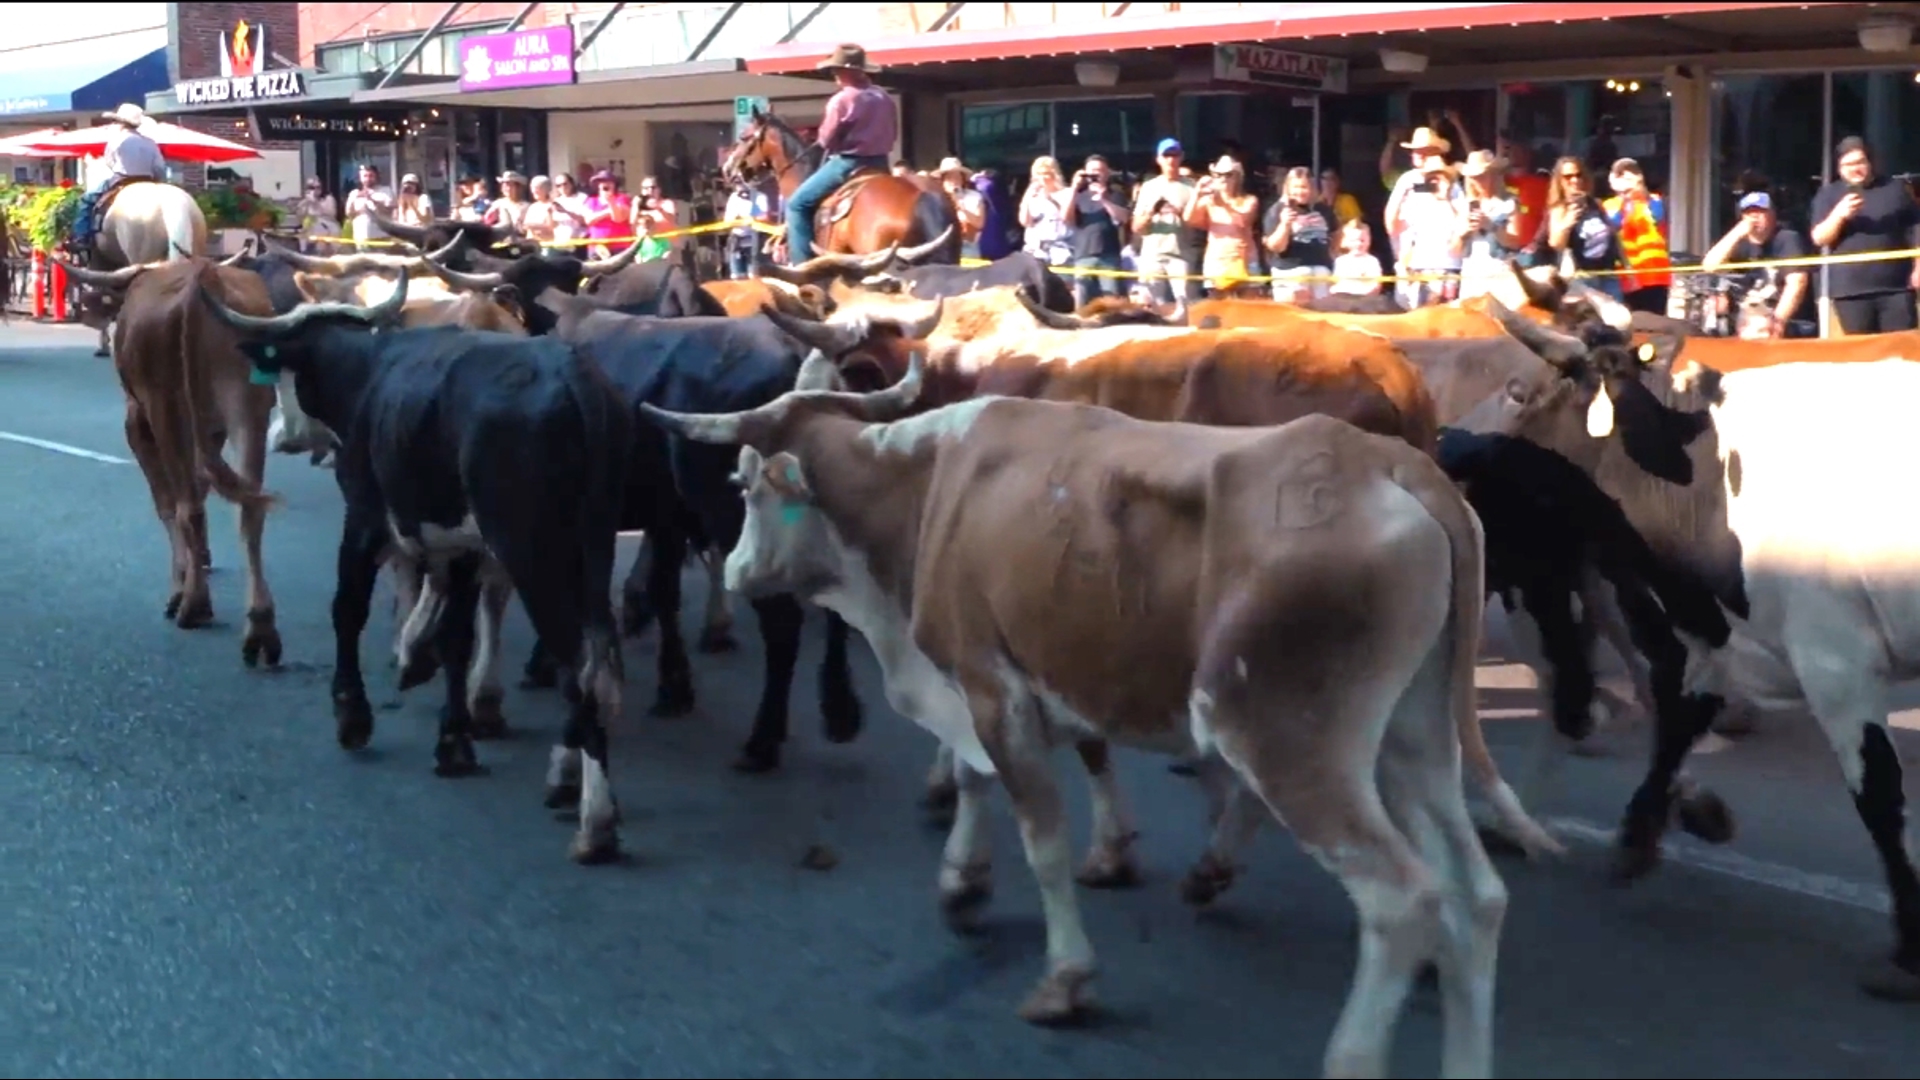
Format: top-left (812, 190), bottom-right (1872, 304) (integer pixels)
top-left (195, 186), bottom-right (284, 253)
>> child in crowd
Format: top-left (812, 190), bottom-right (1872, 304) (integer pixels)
top-left (1329, 219), bottom-right (1384, 296)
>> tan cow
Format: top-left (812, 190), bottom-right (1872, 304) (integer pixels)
top-left (63, 256), bottom-right (284, 667)
top-left (643, 357), bottom-right (1551, 1073)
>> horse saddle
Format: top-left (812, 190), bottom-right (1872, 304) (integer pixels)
top-left (816, 168), bottom-right (890, 229)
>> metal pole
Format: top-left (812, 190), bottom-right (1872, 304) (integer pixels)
top-left (1310, 94), bottom-right (1321, 178)
top-left (503, 1), bottom-right (539, 33)
top-left (927, 3), bottom-right (967, 33)
top-left (574, 3), bottom-right (628, 57)
top-left (686, 1), bottom-right (745, 62)
top-left (1820, 70), bottom-right (1833, 338)
top-left (375, 2), bottom-right (465, 90)
top-left (779, 2), bottom-right (831, 44)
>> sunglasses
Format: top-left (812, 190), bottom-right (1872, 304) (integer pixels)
top-left (1560, 172), bottom-right (1586, 180)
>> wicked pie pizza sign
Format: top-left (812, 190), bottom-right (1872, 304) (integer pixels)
top-left (174, 20), bottom-right (307, 106)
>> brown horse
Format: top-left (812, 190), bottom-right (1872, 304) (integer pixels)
top-left (723, 107), bottom-right (960, 264)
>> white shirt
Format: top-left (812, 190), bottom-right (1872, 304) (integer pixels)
top-left (345, 184), bottom-right (395, 245)
top-left (104, 126), bottom-right (163, 179)
top-left (1330, 252), bottom-right (1384, 295)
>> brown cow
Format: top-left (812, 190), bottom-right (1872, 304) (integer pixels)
top-left (64, 257), bottom-right (284, 666)
top-left (643, 360), bottom-right (1551, 1067)
top-left (703, 277), bottom-right (831, 320)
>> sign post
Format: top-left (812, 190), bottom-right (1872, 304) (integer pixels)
top-left (734, 95), bottom-right (770, 140)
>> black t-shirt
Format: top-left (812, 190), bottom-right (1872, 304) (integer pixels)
top-left (1069, 185), bottom-right (1130, 261)
top-left (1809, 175), bottom-right (1919, 299)
top-left (1261, 199), bottom-right (1335, 270)
top-left (1559, 200), bottom-right (1619, 273)
top-left (1729, 227), bottom-right (1816, 324)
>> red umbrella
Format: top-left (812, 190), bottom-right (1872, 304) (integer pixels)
top-left (0, 127), bottom-right (72, 158)
top-left (17, 120), bottom-right (261, 163)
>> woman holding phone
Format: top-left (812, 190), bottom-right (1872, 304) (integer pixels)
top-left (1543, 156), bottom-right (1621, 299)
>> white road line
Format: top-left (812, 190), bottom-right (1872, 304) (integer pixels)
top-left (0, 430), bottom-right (130, 465)
top-left (1546, 816), bottom-right (1892, 915)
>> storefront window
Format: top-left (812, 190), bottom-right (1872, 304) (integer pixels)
top-left (958, 102), bottom-right (1054, 190)
top-left (1054, 98), bottom-right (1155, 181)
top-left (1177, 92), bottom-right (1316, 186)
top-left (1503, 83), bottom-right (1570, 164)
top-left (1710, 73), bottom-right (1825, 234)
top-left (1831, 71), bottom-right (1920, 187)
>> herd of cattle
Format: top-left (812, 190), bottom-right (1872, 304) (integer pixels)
top-left (54, 214), bottom-right (1920, 1078)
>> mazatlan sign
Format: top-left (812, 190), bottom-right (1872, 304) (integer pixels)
top-left (174, 20), bottom-right (306, 106)
top-left (1212, 43), bottom-right (1349, 94)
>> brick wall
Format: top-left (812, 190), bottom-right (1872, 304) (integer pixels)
top-left (296, 2), bottom-right (618, 65)
top-left (173, 2), bottom-right (303, 189)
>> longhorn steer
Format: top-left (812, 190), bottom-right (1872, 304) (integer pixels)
top-left (64, 256), bottom-right (284, 666)
top-left (644, 363), bottom-right (1541, 1074)
top-left (197, 270), bottom-right (632, 864)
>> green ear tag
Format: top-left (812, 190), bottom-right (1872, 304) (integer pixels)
top-left (249, 345), bottom-right (279, 386)
top-left (779, 504), bottom-right (807, 526)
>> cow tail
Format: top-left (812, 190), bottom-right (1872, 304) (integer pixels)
top-left (1395, 458), bottom-right (1565, 860)
top-left (182, 267), bottom-right (280, 513)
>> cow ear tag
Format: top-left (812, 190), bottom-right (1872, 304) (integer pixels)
top-left (1637, 341), bottom-right (1657, 365)
top-left (1586, 387), bottom-right (1616, 438)
top-left (248, 346), bottom-right (279, 386)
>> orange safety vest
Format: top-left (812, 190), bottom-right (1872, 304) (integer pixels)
top-left (1604, 193), bottom-right (1672, 291)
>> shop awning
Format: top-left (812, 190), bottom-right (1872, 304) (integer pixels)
top-left (743, 1), bottom-right (1843, 72)
top-left (0, 28), bottom-right (169, 119)
top-left (349, 59), bottom-right (833, 111)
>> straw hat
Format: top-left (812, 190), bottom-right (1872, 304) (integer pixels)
top-left (1458, 149), bottom-right (1507, 177)
top-left (1207, 155), bottom-right (1243, 176)
top-left (815, 44), bottom-right (881, 73)
top-left (1400, 126), bottom-right (1452, 155)
top-left (936, 156), bottom-right (969, 179)
top-left (102, 103), bottom-right (148, 128)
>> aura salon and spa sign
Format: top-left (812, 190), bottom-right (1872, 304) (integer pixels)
top-left (174, 20), bottom-right (307, 106)
top-left (459, 25), bottom-right (578, 92)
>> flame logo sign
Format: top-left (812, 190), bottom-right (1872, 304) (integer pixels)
top-left (222, 20), bottom-right (263, 78)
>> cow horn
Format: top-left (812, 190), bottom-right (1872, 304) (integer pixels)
top-left (581, 233), bottom-right (645, 276)
top-left (1565, 278), bottom-right (1635, 333)
top-left (1511, 261), bottom-right (1567, 313)
top-left (637, 401), bottom-right (759, 445)
top-left (761, 303), bottom-right (867, 354)
top-left (419, 243), bottom-right (504, 290)
top-left (372, 215), bottom-right (428, 248)
top-left (1014, 289), bottom-right (1095, 330)
top-left (218, 247), bottom-right (249, 267)
top-left (893, 225), bottom-right (955, 266)
top-left (639, 348), bottom-right (928, 448)
top-left (260, 237), bottom-right (349, 274)
top-left (61, 261), bottom-right (149, 290)
top-left (842, 348), bottom-right (926, 420)
top-left (202, 267), bottom-right (413, 337)
top-left (876, 296), bottom-right (944, 340)
top-left (1484, 296), bottom-right (1588, 369)
top-left (795, 348), bottom-right (842, 391)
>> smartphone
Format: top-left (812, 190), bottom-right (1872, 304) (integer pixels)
top-left (1469, 199), bottom-right (1482, 212)
top-left (1847, 181), bottom-right (1865, 197)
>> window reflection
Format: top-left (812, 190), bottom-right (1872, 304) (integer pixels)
top-left (1710, 74), bottom-right (1825, 234)
top-left (957, 98), bottom-right (1155, 195)
top-left (1499, 80), bottom-right (1669, 193)
top-left (1831, 71), bottom-right (1920, 197)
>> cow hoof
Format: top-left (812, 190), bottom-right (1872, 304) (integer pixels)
top-left (620, 597), bottom-right (654, 638)
top-left (1167, 757), bottom-right (1201, 777)
top-left (1016, 966), bottom-right (1096, 1027)
top-left (433, 736), bottom-right (483, 778)
top-left (922, 782), bottom-right (959, 828)
top-left (470, 695), bottom-right (509, 740)
top-left (648, 683), bottom-right (695, 718)
top-left (163, 592), bottom-right (183, 619)
top-left (1675, 789), bottom-right (1735, 845)
top-left (1609, 840), bottom-right (1663, 884)
top-left (397, 651), bottom-right (441, 692)
top-left (334, 694), bottom-right (375, 751)
top-left (544, 781), bottom-right (581, 810)
top-left (1179, 856), bottom-right (1235, 906)
top-left (940, 868), bottom-right (993, 934)
top-left (732, 741), bottom-right (781, 775)
top-left (174, 595), bottom-right (214, 629)
top-left (1076, 842), bottom-right (1143, 890)
top-left (519, 661), bottom-right (559, 691)
top-left (1860, 956), bottom-right (1920, 1002)
top-left (241, 616), bottom-right (282, 669)
top-left (569, 826), bottom-right (621, 865)
top-left (821, 689), bottom-right (863, 745)
top-left (697, 626), bottom-right (739, 654)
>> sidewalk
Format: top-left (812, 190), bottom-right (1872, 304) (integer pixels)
top-left (0, 320), bottom-right (101, 349)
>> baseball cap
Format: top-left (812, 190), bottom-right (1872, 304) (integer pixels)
top-left (1737, 191), bottom-right (1773, 213)
top-left (1155, 137), bottom-right (1183, 157)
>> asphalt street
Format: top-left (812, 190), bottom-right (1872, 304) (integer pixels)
top-left (2, 324), bottom-right (1918, 1078)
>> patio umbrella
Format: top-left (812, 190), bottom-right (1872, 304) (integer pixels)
top-left (17, 120), bottom-right (261, 163)
top-left (0, 127), bottom-right (72, 157)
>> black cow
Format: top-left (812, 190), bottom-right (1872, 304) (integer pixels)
top-left (195, 269), bottom-right (634, 865)
top-left (373, 216), bottom-right (535, 260)
top-left (528, 290), bottom-right (939, 773)
top-left (416, 234), bottom-right (645, 334)
top-left (580, 257), bottom-right (726, 317)
top-left (770, 227), bottom-right (1076, 314)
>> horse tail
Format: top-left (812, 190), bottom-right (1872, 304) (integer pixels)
top-left (908, 187), bottom-right (962, 265)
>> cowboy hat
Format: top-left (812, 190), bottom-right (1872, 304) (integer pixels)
top-left (588, 170), bottom-right (617, 186)
top-left (102, 103), bottom-right (147, 127)
top-left (1207, 155), bottom-right (1243, 176)
top-left (815, 44), bottom-right (881, 73)
top-left (1399, 126), bottom-right (1451, 154)
top-left (497, 170), bottom-right (528, 185)
top-left (936, 156), bottom-right (969, 178)
top-left (1458, 149), bottom-right (1507, 177)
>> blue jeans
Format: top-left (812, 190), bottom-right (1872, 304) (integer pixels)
top-left (727, 236), bottom-right (758, 279)
top-left (74, 173), bottom-right (119, 248)
top-left (1072, 255), bottom-right (1123, 308)
top-left (785, 153), bottom-right (886, 265)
